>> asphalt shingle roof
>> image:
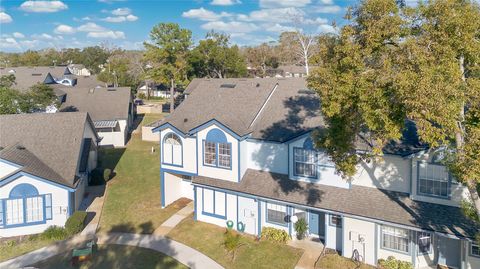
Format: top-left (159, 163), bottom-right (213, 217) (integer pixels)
top-left (0, 112), bottom-right (96, 187)
top-left (193, 169), bottom-right (479, 239)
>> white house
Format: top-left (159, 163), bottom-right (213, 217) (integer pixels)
top-left (0, 112), bottom-right (98, 237)
top-left (151, 78), bottom-right (480, 269)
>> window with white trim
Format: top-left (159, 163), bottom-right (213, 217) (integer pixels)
top-left (204, 141), bottom-right (217, 165)
top-left (294, 148), bottom-right (316, 177)
top-left (26, 196), bottom-right (44, 223)
top-left (417, 232), bottom-right (432, 254)
top-left (6, 198), bottom-right (24, 225)
top-left (163, 133), bottom-right (182, 166)
top-left (218, 143), bottom-right (231, 168)
top-left (202, 189), bottom-right (226, 218)
top-left (471, 243), bottom-right (480, 257)
top-left (266, 203), bottom-right (287, 226)
top-left (418, 162), bottom-right (449, 198)
top-left (381, 226), bottom-right (409, 253)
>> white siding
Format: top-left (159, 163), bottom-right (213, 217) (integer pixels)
top-left (465, 241), bottom-right (480, 269)
top-left (342, 217), bottom-right (376, 265)
top-left (160, 127), bottom-right (197, 175)
top-left (237, 196), bottom-right (259, 235)
top-left (246, 140), bottom-right (288, 174)
top-left (163, 172), bottom-right (193, 206)
top-left (0, 175), bottom-right (70, 237)
top-left (97, 119), bottom-right (127, 147)
top-left (0, 160), bottom-right (19, 179)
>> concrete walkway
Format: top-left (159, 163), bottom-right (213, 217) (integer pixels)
top-left (288, 237), bottom-right (325, 269)
top-left (153, 201), bottom-right (194, 236)
top-left (80, 185), bottom-right (106, 237)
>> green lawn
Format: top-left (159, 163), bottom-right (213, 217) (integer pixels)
top-left (30, 244), bottom-right (187, 269)
top-left (0, 236), bottom-right (58, 262)
top-left (141, 113), bottom-right (166, 127)
top-left (167, 214), bottom-right (303, 269)
top-left (316, 253), bottom-right (375, 269)
top-left (97, 115), bottom-right (188, 234)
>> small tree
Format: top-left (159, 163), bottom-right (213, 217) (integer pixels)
top-left (294, 218), bottom-right (308, 240)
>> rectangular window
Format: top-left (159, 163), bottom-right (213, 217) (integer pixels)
top-left (26, 196), bottom-right (44, 223)
top-left (417, 232), bottom-right (432, 254)
top-left (471, 243), bottom-right (480, 257)
top-left (418, 162), bottom-right (449, 198)
top-left (330, 215), bottom-right (342, 227)
top-left (202, 189), bottom-right (226, 218)
top-left (6, 198), bottom-right (24, 225)
top-left (266, 203), bottom-right (287, 226)
top-left (204, 141), bottom-right (217, 165)
top-left (294, 148), bottom-right (317, 178)
top-left (381, 226), bottom-right (409, 253)
top-left (218, 143), bottom-right (231, 168)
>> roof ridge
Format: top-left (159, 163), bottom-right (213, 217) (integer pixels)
top-left (248, 82), bottom-right (279, 130)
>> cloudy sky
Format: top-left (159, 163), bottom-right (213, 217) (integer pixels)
top-left (0, 0), bottom-right (353, 52)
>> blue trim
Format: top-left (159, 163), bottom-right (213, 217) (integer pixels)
top-left (257, 200), bottom-right (262, 236)
top-left (3, 194), bottom-right (48, 228)
top-left (189, 119), bottom-right (241, 140)
top-left (45, 194), bottom-right (52, 220)
top-left (201, 188), bottom-right (227, 219)
top-left (68, 191), bottom-right (75, 216)
top-left (193, 185), bottom-right (197, 221)
top-left (379, 225), bottom-right (411, 255)
top-left (161, 132), bottom-right (184, 168)
top-left (236, 195), bottom-right (239, 230)
top-left (195, 135), bottom-right (199, 175)
top-left (152, 123), bottom-right (187, 137)
top-left (202, 139), bottom-right (232, 170)
top-left (303, 137), bottom-right (314, 150)
top-left (0, 171), bottom-right (75, 191)
top-left (288, 206), bottom-right (293, 236)
top-left (160, 169), bottom-right (165, 207)
top-left (416, 161), bottom-right (451, 200)
top-left (237, 141), bottom-right (241, 182)
top-left (161, 168), bottom-right (197, 177)
top-left (374, 224), bottom-right (378, 265)
top-left (410, 231), bottom-right (416, 267)
top-left (206, 128), bottom-right (228, 143)
top-left (0, 158), bottom-right (22, 168)
top-left (324, 213), bottom-right (328, 245)
top-left (9, 183), bottom-right (39, 198)
top-left (265, 201), bottom-right (288, 227)
top-left (292, 147), bottom-right (318, 179)
top-left (469, 242), bottom-right (480, 258)
top-left (0, 199), bottom-right (4, 227)
top-left (285, 131), bottom-right (313, 145)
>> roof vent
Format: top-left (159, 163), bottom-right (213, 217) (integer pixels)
top-left (107, 88), bottom-right (117, 91)
top-left (256, 83), bottom-right (260, 87)
top-left (184, 118), bottom-right (188, 123)
top-left (32, 73), bottom-right (42, 76)
top-left (16, 145), bottom-right (25, 150)
top-left (220, 84), bottom-right (236, 89)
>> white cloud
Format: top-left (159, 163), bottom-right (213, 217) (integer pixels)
top-left (317, 24), bottom-right (336, 34)
top-left (111, 7), bottom-right (131, 16)
top-left (82, 16), bottom-right (92, 21)
top-left (77, 22), bottom-right (106, 32)
top-left (201, 21), bottom-right (258, 33)
top-left (182, 8), bottom-right (231, 21)
top-left (32, 33), bottom-right (55, 40)
top-left (102, 14), bottom-right (138, 22)
top-left (315, 5), bottom-right (342, 13)
top-left (319, 0), bottom-right (333, 4)
top-left (98, 0), bottom-right (126, 3)
top-left (211, 0), bottom-right (240, 5)
top-left (0, 12), bottom-right (12, 23)
top-left (0, 37), bottom-right (20, 49)
top-left (260, 0), bottom-right (311, 8)
top-left (264, 23), bottom-right (295, 33)
top-left (303, 17), bottom-right (328, 25)
top-left (13, 32), bottom-right (25, 38)
top-left (237, 8), bottom-right (302, 23)
top-left (19, 1), bottom-right (68, 13)
top-left (87, 30), bottom-right (125, 39)
top-left (54, 24), bottom-right (76, 34)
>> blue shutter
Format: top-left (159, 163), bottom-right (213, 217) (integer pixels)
top-left (0, 200), bottom-right (3, 227)
top-left (45, 194), bottom-right (52, 220)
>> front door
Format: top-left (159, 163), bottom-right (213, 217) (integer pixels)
top-left (309, 211), bottom-right (325, 238)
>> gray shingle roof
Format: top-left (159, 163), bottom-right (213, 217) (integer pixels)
top-left (0, 112), bottom-right (97, 187)
top-left (59, 87), bottom-right (132, 121)
top-left (193, 169), bottom-right (479, 239)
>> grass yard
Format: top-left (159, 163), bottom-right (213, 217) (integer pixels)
top-left (167, 214), bottom-right (303, 269)
top-left (30, 244), bottom-right (187, 269)
top-left (142, 113), bottom-right (167, 127)
top-left (316, 253), bottom-right (375, 269)
top-left (97, 114), bottom-right (188, 234)
top-left (0, 236), bottom-right (58, 262)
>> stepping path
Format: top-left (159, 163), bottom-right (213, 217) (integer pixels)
top-left (153, 201), bottom-right (194, 236)
top-left (288, 238), bottom-right (325, 269)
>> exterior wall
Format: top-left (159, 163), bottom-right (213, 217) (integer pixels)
top-left (164, 172), bottom-right (194, 206)
top-left (259, 200), bottom-right (289, 234)
top-left (142, 126), bottom-right (159, 142)
top-left (465, 241), bottom-right (480, 269)
top-left (195, 186), bottom-right (236, 229)
top-left (352, 155), bottom-right (411, 193)
top-left (74, 177), bottom-right (86, 211)
top-left (0, 175), bottom-right (70, 237)
top-left (237, 195), bottom-right (259, 235)
top-left (160, 127), bottom-right (197, 175)
top-left (246, 140), bottom-right (288, 175)
top-left (98, 119), bottom-right (127, 147)
top-left (325, 213), bottom-right (342, 251)
top-left (411, 154), bottom-right (470, 207)
top-left (0, 160), bottom-right (19, 178)
top-left (239, 140), bottom-right (248, 179)
top-left (376, 227), bottom-right (412, 265)
top-left (196, 124), bottom-right (239, 182)
top-left (343, 217), bottom-right (376, 265)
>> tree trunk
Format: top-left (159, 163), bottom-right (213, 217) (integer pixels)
top-left (170, 78), bottom-right (174, 113)
top-left (146, 80), bottom-right (150, 100)
top-left (304, 55), bottom-right (310, 76)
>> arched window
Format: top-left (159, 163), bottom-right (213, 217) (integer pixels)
top-left (163, 133), bottom-right (182, 166)
top-left (204, 128), bottom-right (231, 169)
top-left (2, 183), bottom-right (52, 227)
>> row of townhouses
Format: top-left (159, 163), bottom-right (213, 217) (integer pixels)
top-left (151, 77), bottom-right (480, 269)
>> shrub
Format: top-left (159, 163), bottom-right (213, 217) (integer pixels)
top-left (223, 229), bottom-right (244, 261)
top-left (260, 227), bottom-right (290, 244)
top-left (378, 256), bottom-right (413, 269)
top-left (41, 226), bottom-right (68, 240)
top-left (103, 168), bottom-right (112, 182)
top-left (137, 92), bottom-right (146, 99)
top-left (4, 240), bottom-right (16, 248)
top-left (294, 218), bottom-right (308, 240)
top-left (65, 211), bottom-right (87, 235)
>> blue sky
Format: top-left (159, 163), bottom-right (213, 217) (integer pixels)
top-left (0, 0), bottom-right (355, 52)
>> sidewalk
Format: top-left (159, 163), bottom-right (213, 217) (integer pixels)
top-left (80, 186), bottom-right (106, 237)
top-left (288, 238), bottom-right (325, 269)
top-left (153, 201), bottom-right (194, 236)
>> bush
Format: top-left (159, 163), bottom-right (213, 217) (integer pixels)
top-left (65, 211), bottom-right (87, 235)
top-left (294, 218), bottom-right (308, 240)
top-left (137, 92), bottom-right (146, 99)
top-left (378, 256), bottom-right (413, 269)
top-left (260, 227), bottom-right (290, 244)
top-left (41, 226), bottom-right (68, 240)
top-left (223, 229), bottom-right (244, 261)
top-left (103, 168), bottom-right (112, 182)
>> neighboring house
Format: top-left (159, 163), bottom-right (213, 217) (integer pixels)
top-left (68, 64), bottom-right (91, 77)
top-left (137, 82), bottom-right (173, 98)
top-left (59, 87), bottom-right (134, 147)
top-left (151, 78), bottom-right (480, 269)
top-left (0, 112), bottom-right (98, 237)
